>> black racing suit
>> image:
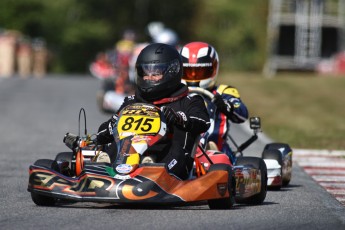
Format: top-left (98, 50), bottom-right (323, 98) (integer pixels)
top-left (97, 84), bottom-right (210, 179)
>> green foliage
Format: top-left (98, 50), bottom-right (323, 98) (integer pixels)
top-left (218, 72), bottom-right (345, 150)
top-left (0, 0), bottom-right (268, 72)
top-left (193, 0), bottom-right (268, 71)
top-left (0, 0), bottom-right (45, 35)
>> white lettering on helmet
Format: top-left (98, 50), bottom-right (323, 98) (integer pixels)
top-left (183, 63), bottom-right (212, 67)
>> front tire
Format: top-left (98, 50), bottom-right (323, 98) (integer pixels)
top-left (207, 164), bottom-right (235, 209)
top-left (235, 157), bottom-right (267, 205)
top-left (31, 192), bottom-right (56, 206)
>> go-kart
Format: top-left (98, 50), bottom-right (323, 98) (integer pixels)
top-left (96, 78), bottom-right (134, 114)
top-left (28, 101), bottom-right (268, 208)
top-left (28, 105), bottom-right (235, 209)
top-left (188, 87), bottom-right (292, 190)
top-left (90, 50), bottom-right (135, 114)
top-left (262, 143), bottom-right (293, 189)
top-left (188, 87), bottom-right (268, 204)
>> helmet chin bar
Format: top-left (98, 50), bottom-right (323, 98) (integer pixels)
top-left (139, 87), bottom-right (164, 101)
top-left (186, 81), bottom-right (200, 87)
top-left (139, 83), bottom-right (179, 101)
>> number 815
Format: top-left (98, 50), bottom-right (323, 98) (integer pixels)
top-left (121, 117), bottom-right (155, 132)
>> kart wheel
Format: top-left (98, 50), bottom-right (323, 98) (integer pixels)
top-left (31, 159), bottom-right (58, 206)
top-left (31, 192), bottom-right (56, 206)
top-left (235, 157), bottom-right (267, 205)
top-left (55, 152), bottom-right (73, 166)
top-left (207, 164), bottom-right (235, 210)
top-left (55, 152), bottom-right (74, 176)
top-left (33, 159), bottom-right (59, 171)
top-left (262, 149), bottom-right (283, 190)
top-left (264, 143), bottom-right (292, 186)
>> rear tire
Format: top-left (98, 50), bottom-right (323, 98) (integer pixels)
top-left (55, 152), bottom-right (73, 168)
top-left (235, 157), bottom-right (267, 205)
top-left (31, 159), bottom-right (58, 206)
top-left (207, 164), bottom-right (235, 209)
top-left (33, 159), bottom-right (59, 171)
top-left (262, 149), bottom-right (283, 190)
top-left (264, 143), bottom-right (292, 186)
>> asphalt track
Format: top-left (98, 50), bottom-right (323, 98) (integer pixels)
top-left (1, 75), bottom-right (345, 230)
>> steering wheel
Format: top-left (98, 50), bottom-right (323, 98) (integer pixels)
top-left (188, 87), bottom-right (215, 100)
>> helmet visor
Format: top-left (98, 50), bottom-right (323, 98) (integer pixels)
top-left (182, 63), bottom-right (216, 81)
top-left (137, 59), bottom-right (180, 77)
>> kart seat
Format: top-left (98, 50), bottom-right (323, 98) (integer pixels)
top-left (207, 141), bottom-right (219, 151)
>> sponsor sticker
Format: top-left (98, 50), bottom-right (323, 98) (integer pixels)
top-left (115, 164), bottom-right (133, 174)
top-left (168, 159), bottom-right (177, 170)
top-left (217, 183), bottom-right (228, 197)
top-left (114, 174), bottom-right (131, 180)
top-left (230, 98), bottom-right (241, 108)
top-left (177, 111), bottom-right (187, 122)
top-left (131, 136), bottom-right (152, 142)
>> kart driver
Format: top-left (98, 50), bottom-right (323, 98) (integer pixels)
top-left (180, 41), bottom-right (248, 163)
top-left (96, 43), bottom-right (210, 180)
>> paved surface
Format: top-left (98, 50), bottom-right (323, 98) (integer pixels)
top-left (1, 76), bottom-right (345, 230)
top-left (293, 149), bottom-right (345, 206)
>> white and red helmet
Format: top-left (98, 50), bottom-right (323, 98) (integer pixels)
top-left (180, 42), bottom-right (219, 89)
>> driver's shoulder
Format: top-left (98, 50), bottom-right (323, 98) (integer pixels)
top-left (216, 84), bottom-right (240, 98)
top-left (185, 93), bottom-right (204, 103)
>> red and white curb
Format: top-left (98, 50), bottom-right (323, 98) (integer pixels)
top-left (293, 149), bottom-right (345, 206)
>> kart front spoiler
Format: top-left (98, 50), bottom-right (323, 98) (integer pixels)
top-left (28, 163), bottom-right (231, 204)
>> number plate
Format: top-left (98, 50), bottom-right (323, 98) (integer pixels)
top-left (117, 106), bottom-right (161, 139)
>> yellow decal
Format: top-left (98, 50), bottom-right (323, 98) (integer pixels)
top-left (125, 153), bottom-right (140, 165)
top-left (117, 115), bottom-right (160, 139)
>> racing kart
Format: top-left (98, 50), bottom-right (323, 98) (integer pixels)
top-left (96, 78), bottom-right (134, 114)
top-left (188, 87), bottom-right (293, 190)
top-left (90, 50), bottom-right (135, 114)
top-left (28, 103), bottom-right (267, 209)
top-left (262, 143), bottom-right (293, 189)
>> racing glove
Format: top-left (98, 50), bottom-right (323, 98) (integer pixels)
top-left (96, 114), bottom-right (118, 144)
top-left (212, 94), bottom-right (234, 117)
top-left (161, 106), bottom-right (190, 130)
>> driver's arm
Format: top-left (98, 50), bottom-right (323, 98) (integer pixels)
top-left (221, 87), bottom-right (248, 123)
top-left (180, 95), bottom-right (211, 135)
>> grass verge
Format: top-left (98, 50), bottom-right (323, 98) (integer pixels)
top-left (218, 72), bottom-right (345, 150)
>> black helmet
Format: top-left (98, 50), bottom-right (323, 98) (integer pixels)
top-left (135, 43), bottom-right (182, 101)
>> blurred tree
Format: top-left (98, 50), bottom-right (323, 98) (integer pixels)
top-left (192, 0), bottom-right (268, 71)
top-left (0, 0), bottom-right (268, 73)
